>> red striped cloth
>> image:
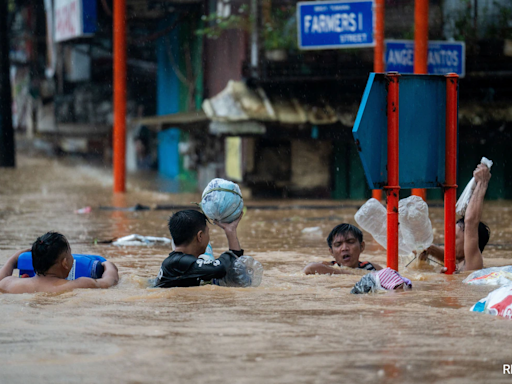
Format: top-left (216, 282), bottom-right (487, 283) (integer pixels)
top-left (376, 268), bottom-right (412, 290)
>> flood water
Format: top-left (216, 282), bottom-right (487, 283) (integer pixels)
top-left (1, 155), bottom-right (512, 383)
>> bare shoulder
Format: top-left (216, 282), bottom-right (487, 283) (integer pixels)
top-left (0, 277), bottom-right (38, 294)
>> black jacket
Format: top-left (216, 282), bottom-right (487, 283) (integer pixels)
top-left (155, 249), bottom-right (243, 288)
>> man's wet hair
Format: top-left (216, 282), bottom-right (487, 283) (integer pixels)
top-left (31, 232), bottom-right (70, 276)
top-left (327, 223), bottom-right (363, 249)
top-left (457, 217), bottom-right (491, 253)
top-left (168, 210), bottom-right (208, 246)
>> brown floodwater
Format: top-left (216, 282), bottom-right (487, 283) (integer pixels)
top-left (1, 155), bottom-right (512, 384)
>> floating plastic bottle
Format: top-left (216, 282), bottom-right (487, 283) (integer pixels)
top-left (201, 178), bottom-right (244, 223)
top-left (218, 256), bottom-right (263, 288)
top-left (398, 195), bottom-right (433, 254)
top-left (199, 243), bottom-right (215, 262)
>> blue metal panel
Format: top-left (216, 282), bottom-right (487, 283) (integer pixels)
top-left (352, 73), bottom-right (387, 189)
top-left (353, 73), bottom-right (449, 189)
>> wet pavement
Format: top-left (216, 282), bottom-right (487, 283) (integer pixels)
top-left (1, 154), bottom-right (512, 383)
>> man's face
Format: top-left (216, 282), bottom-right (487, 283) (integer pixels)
top-left (329, 232), bottom-right (365, 268)
top-left (455, 223), bottom-right (465, 261)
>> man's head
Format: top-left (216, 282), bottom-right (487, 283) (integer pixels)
top-left (31, 232), bottom-right (73, 276)
top-left (168, 210), bottom-right (210, 254)
top-left (455, 217), bottom-right (490, 260)
top-left (327, 223), bottom-right (365, 268)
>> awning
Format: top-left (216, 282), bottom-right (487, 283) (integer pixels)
top-left (202, 80), bottom-right (358, 126)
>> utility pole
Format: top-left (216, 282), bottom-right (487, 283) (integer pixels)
top-left (0, 0), bottom-right (15, 167)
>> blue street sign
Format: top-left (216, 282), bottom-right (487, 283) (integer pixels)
top-left (297, 0), bottom-right (374, 50)
top-left (385, 40), bottom-right (465, 77)
top-left (352, 73), bottom-right (454, 189)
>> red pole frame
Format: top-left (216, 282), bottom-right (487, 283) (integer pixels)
top-left (372, 0), bottom-right (385, 202)
top-left (411, 0), bottom-right (429, 201)
top-left (113, 0), bottom-right (127, 193)
top-left (385, 72), bottom-right (400, 272)
top-left (444, 73), bottom-right (458, 274)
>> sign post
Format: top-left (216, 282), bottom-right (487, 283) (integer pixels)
top-left (54, 0), bottom-right (97, 42)
top-left (353, 73), bottom-right (459, 272)
top-left (297, 0), bottom-right (374, 50)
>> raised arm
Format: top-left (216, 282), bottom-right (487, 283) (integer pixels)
top-left (463, 164), bottom-right (491, 271)
top-left (214, 213), bottom-right (243, 251)
top-left (0, 249), bottom-right (30, 281)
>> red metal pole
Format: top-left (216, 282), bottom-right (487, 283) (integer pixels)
top-left (411, 0), bottom-right (429, 201)
top-left (385, 72), bottom-right (400, 272)
top-left (444, 73), bottom-right (458, 274)
top-left (374, 0), bottom-right (385, 72)
top-left (413, 0), bottom-right (429, 74)
top-left (113, 0), bottom-right (127, 193)
top-left (372, 0), bottom-right (385, 202)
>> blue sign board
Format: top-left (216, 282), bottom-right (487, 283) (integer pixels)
top-left (352, 73), bottom-right (455, 189)
top-left (385, 40), bottom-right (465, 77)
top-left (297, 0), bottom-right (374, 50)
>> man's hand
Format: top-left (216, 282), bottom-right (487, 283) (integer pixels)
top-left (473, 164), bottom-right (491, 185)
top-left (214, 213), bottom-right (243, 251)
top-left (0, 248), bottom-right (31, 281)
top-left (213, 213), bottom-right (243, 234)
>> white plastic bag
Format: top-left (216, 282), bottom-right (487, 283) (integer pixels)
top-left (470, 285), bottom-right (512, 319)
top-left (463, 266), bottom-right (512, 286)
top-left (456, 157), bottom-right (493, 216)
top-left (112, 234), bottom-right (171, 246)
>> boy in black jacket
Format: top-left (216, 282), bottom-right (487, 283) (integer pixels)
top-left (155, 210), bottom-right (243, 288)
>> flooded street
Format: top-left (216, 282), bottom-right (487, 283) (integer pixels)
top-left (1, 155), bottom-right (512, 384)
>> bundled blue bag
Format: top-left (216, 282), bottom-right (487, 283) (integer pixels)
top-left (200, 178), bottom-right (243, 223)
top-left (17, 252), bottom-right (106, 280)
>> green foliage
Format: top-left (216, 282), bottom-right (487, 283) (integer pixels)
top-left (195, 4), bottom-right (251, 39)
top-left (196, 4), bottom-right (298, 51)
top-left (263, 5), bottom-right (297, 51)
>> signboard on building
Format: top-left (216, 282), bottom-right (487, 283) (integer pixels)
top-left (297, 0), bottom-right (374, 50)
top-left (385, 40), bottom-right (465, 77)
top-left (54, 0), bottom-right (97, 42)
